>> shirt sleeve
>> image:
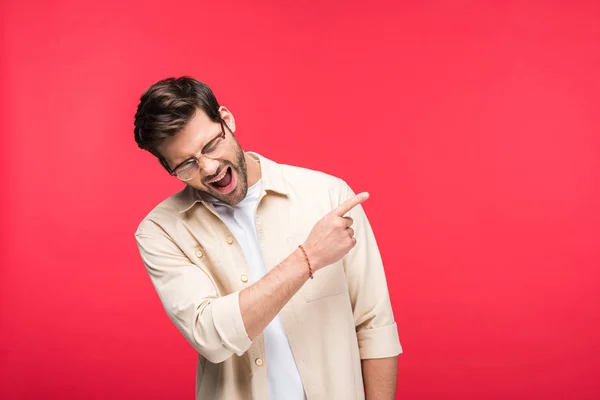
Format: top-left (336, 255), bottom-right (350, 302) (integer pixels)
top-left (340, 183), bottom-right (403, 359)
top-left (135, 229), bottom-right (252, 364)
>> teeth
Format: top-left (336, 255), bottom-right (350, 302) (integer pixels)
top-left (211, 168), bottom-right (228, 184)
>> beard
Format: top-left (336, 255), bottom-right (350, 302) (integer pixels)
top-left (194, 139), bottom-right (248, 206)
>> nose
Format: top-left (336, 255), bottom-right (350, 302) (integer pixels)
top-left (200, 156), bottom-right (220, 179)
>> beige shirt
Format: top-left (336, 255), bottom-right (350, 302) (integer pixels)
top-left (135, 151), bottom-right (402, 400)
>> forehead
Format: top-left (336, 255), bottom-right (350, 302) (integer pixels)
top-left (158, 108), bottom-right (216, 164)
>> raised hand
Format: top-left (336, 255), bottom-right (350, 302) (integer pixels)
top-left (301, 192), bottom-right (370, 271)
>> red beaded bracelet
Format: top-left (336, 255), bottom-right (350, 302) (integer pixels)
top-left (298, 245), bottom-right (314, 279)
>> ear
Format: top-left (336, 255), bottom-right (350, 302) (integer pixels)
top-left (218, 106), bottom-right (236, 133)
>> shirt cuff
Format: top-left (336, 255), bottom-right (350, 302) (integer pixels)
top-left (211, 291), bottom-right (252, 356)
top-left (357, 322), bottom-right (403, 359)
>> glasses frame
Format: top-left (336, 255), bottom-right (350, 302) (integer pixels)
top-left (159, 120), bottom-right (230, 181)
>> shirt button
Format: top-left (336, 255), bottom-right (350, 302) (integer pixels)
top-left (196, 250), bottom-right (204, 258)
top-left (255, 357), bottom-right (263, 367)
top-left (240, 274), bottom-right (248, 283)
top-left (227, 235), bottom-right (234, 244)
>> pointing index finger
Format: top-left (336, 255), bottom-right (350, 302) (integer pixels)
top-left (334, 192), bottom-right (370, 216)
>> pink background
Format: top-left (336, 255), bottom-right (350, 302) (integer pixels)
top-left (1, 1), bottom-right (599, 399)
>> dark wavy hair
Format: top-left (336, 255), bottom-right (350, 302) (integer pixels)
top-left (133, 76), bottom-right (222, 159)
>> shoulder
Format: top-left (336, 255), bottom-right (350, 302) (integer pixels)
top-left (278, 161), bottom-right (350, 195)
top-left (134, 185), bottom-right (196, 238)
top-left (274, 159), bottom-right (358, 214)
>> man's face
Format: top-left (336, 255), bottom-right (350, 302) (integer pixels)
top-left (157, 107), bottom-right (249, 206)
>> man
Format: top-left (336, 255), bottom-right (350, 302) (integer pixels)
top-left (133, 76), bottom-right (402, 400)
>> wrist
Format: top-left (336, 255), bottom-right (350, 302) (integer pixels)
top-left (297, 244), bottom-right (315, 279)
top-left (300, 243), bottom-right (322, 272)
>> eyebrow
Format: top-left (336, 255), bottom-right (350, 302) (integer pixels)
top-left (173, 126), bottom-right (222, 166)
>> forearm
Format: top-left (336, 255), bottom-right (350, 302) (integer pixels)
top-left (362, 357), bottom-right (398, 400)
top-left (239, 247), bottom-right (312, 339)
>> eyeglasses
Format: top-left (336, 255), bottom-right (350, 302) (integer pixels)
top-left (160, 121), bottom-right (229, 182)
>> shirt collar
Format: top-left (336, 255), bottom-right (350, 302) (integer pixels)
top-left (176, 151), bottom-right (290, 214)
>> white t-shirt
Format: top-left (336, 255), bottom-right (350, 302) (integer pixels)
top-left (207, 179), bottom-right (305, 400)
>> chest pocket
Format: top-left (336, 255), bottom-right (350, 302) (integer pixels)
top-left (286, 234), bottom-right (348, 303)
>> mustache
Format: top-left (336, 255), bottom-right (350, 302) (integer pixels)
top-left (203, 151), bottom-right (245, 188)
top-left (205, 164), bottom-right (230, 183)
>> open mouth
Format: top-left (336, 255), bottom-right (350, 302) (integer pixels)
top-left (208, 166), bottom-right (236, 194)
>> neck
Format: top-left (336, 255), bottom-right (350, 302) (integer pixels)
top-left (245, 153), bottom-right (261, 187)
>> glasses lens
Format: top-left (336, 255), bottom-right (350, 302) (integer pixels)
top-left (176, 161), bottom-right (199, 181)
top-left (204, 131), bottom-right (227, 160)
